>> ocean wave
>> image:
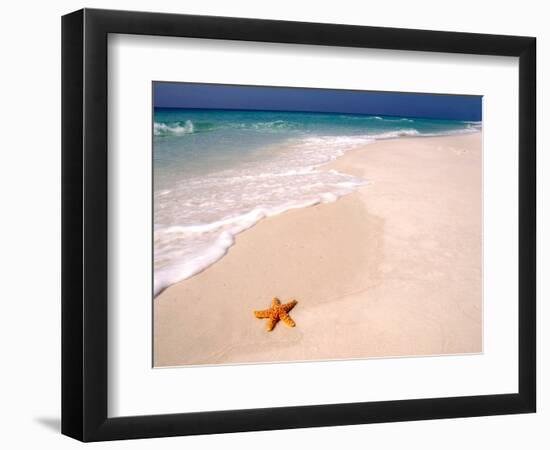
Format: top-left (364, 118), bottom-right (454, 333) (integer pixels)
top-left (367, 126), bottom-right (481, 139)
top-left (464, 121), bottom-right (483, 131)
top-left (248, 120), bottom-right (295, 130)
top-left (366, 116), bottom-right (413, 122)
top-left (423, 126), bottom-right (481, 137)
top-left (382, 117), bottom-right (415, 123)
top-left (153, 119), bottom-right (296, 136)
top-left (369, 128), bottom-right (421, 139)
top-left (154, 120), bottom-right (194, 136)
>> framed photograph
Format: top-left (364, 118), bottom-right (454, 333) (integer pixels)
top-left (61, 8), bottom-right (536, 441)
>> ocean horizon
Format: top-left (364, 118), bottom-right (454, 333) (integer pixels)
top-left (153, 108), bottom-right (481, 296)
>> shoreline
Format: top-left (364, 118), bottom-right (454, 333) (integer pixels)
top-left (153, 129), bottom-right (480, 298)
top-left (154, 132), bottom-right (482, 367)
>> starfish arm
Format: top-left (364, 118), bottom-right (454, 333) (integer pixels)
top-left (279, 311), bottom-right (296, 327)
top-left (266, 316), bottom-right (278, 331)
top-left (271, 297), bottom-right (281, 307)
top-left (282, 300), bottom-right (297, 312)
top-left (254, 309), bottom-right (272, 318)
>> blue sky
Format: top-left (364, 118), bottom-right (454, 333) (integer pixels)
top-left (154, 82), bottom-right (482, 121)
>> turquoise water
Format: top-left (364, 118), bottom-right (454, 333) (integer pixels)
top-left (153, 108), bottom-right (480, 295)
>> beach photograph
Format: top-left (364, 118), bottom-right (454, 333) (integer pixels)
top-left (152, 82), bottom-right (482, 368)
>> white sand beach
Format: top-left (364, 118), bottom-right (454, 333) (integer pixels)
top-left (153, 132), bottom-right (482, 367)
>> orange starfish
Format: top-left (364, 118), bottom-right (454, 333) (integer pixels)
top-left (254, 297), bottom-right (298, 331)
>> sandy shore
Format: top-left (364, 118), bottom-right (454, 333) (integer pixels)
top-left (154, 132), bottom-right (482, 367)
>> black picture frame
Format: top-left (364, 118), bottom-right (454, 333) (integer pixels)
top-left (61, 8), bottom-right (536, 442)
